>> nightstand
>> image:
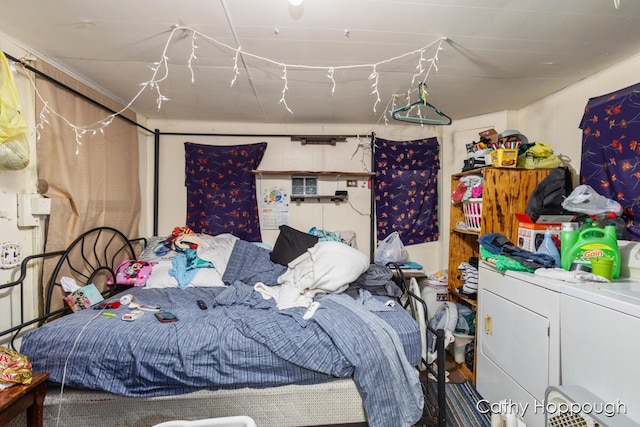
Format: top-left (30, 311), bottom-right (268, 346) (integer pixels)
top-left (0, 372), bottom-right (49, 427)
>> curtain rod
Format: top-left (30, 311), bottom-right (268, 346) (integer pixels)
top-left (160, 131), bottom-right (374, 138)
top-left (3, 51), bottom-right (154, 135)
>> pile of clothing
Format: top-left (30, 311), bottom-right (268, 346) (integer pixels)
top-left (451, 175), bottom-right (483, 204)
top-left (457, 258), bottom-right (478, 295)
top-left (478, 232), bottom-right (556, 272)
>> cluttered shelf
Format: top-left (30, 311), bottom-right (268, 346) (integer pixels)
top-left (449, 289), bottom-right (477, 308)
top-left (451, 226), bottom-right (480, 236)
top-left (448, 128), bottom-right (562, 386)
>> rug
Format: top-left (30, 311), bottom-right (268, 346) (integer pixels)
top-left (423, 380), bottom-right (492, 427)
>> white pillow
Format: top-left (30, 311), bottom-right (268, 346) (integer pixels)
top-left (145, 260), bottom-right (225, 288)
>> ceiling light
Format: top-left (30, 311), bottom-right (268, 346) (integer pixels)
top-left (289, 0), bottom-right (303, 6)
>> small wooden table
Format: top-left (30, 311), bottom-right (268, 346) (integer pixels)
top-left (0, 372), bottom-right (49, 427)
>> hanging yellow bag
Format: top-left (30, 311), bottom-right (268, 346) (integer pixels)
top-left (0, 51), bottom-right (29, 170)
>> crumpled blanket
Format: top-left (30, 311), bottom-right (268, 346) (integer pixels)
top-left (217, 283), bottom-right (423, 427)
top-left (344, 263), bottom-right (403, 298)
top-left (275, 241), bottom-right (370, 309)
top-left (313, 293), bottom-right (424, 427)
top-left (222, 239), bottom-right (287, 286)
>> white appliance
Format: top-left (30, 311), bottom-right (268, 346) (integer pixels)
top-left (476, 264), bottom-right (561, 427)
top-left (477, 242), bottom-right (640, 427)
top-left (618, 240), bottom-right (640, 278)
top-left (545, 386), bottom-right (636, 427)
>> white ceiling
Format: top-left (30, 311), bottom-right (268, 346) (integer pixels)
top-left (1, 0), bottom-right (640, 126)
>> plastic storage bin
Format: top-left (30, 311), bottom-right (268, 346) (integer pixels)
top-left (419, 283), bottom-right (449, 321)
top-left (462, 198), bottom-right (482, 232)
top-left (153, 416), bottom-right (257, 427)
top-left (450, 332), bottom-right (474, 364)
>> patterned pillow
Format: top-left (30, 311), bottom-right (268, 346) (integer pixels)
top-left (108, 258), bottom-right (156, 287)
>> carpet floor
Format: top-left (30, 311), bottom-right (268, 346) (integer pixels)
top-left (423, 380), bottom-right (492, 427)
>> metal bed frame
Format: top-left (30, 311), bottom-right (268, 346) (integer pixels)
top-left (0, 226), bottom-right (446, 427)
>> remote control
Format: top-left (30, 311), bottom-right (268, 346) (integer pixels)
top-left (197, 300), bottom-right (207, 310)
top-left (139, 304), bottom-right (161, 312)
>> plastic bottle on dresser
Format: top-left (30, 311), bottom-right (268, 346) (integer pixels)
top-left (536, 228), bottom-right (561, 268)
top-left (589, 211), bottom-right (629, 240)
top-left (560, 222), bottom-right (579, 270)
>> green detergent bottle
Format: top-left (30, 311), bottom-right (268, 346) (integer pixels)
top-left (561, 223), bottom-right (620, 278)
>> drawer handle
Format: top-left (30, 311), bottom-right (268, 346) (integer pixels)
top-left (485, 315), bottom-right (493, 335)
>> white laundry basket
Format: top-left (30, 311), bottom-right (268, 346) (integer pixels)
top-left (153, 416), bottom-right (256, 427)
top-left (462, 198), bottom-right (482, 232)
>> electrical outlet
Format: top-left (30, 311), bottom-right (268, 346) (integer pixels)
top-left (1, 242), bottom-right (22, 269)
top-left (347, 180), bottom-right (357, 187)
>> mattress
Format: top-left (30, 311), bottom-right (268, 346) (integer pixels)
top-left (8, 378), bottom-right (367, 427)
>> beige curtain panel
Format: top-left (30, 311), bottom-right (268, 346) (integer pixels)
top-left (34, 61), bottom-right (141, 311)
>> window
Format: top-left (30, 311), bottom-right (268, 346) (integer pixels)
top-left (291, 176), bottom-right (317, 196)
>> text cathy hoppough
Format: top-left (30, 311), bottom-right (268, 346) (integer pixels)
top-left (476, 398), bottom-right (628, 418)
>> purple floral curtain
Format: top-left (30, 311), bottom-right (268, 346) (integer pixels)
top-left (184, 142), bottom-right (267, 241)
top-left (374, 136), bottom-right (440, 245)
top-left (579, 82), bottom-right (640, 240)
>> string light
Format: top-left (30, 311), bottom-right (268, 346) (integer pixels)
top-left (369, 65), bottom-right (381, 113)
top-left (188, 31), bottom-right (198, 84)
top-left (23, 25), bottom-right (446, 153)
top-left (278, 65), bottom-right (293, 114)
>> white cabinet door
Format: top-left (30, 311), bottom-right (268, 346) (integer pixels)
top-left (480, 289), bottom-right (550, 402)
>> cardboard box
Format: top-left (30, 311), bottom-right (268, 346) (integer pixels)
top-left (515, 213), bottom-right (574, 252)
top-left (479, 128), bottom-right (498, 144)
top-left (490, 148), bottom-right (518, 167)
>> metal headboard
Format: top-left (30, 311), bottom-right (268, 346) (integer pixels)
top-left (0, 226), bottom-right (144, 349)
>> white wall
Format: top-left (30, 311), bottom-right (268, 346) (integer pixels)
top-left (0, 34), bottom-right (44, 342)
top-left (519, 51), bottom-right (640, 178)
top-left (146, 46), bottom-right (640, 273)
top-left (4, 31), bottom-right (640, 330)
top-left (144, 119), bottom-right (445, 268)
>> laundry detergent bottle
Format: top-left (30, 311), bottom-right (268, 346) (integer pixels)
top-left (560, 222), bottom-right (579, 270)
top-left (537, 228), bottom-right (561, 268)
top-left (562, 223), bottom-right (620, 279)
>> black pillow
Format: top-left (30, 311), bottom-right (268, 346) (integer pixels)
top-left (270, 225), bottom-right (319, 266)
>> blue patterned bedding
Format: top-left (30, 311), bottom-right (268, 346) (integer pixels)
top-left (21, 240), bottom-right (424, 426)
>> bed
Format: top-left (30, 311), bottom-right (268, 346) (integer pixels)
top-left (0, 226), bottom-right (447, 427)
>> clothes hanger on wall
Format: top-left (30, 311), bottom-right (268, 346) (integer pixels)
top-left (390, 83), bottom-right (452, 125)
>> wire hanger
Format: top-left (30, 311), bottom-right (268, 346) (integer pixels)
top-left (390, 83), bottom-right (452, 125)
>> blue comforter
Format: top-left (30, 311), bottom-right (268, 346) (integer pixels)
top-left (21, 240), bottom-right (423, 426)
